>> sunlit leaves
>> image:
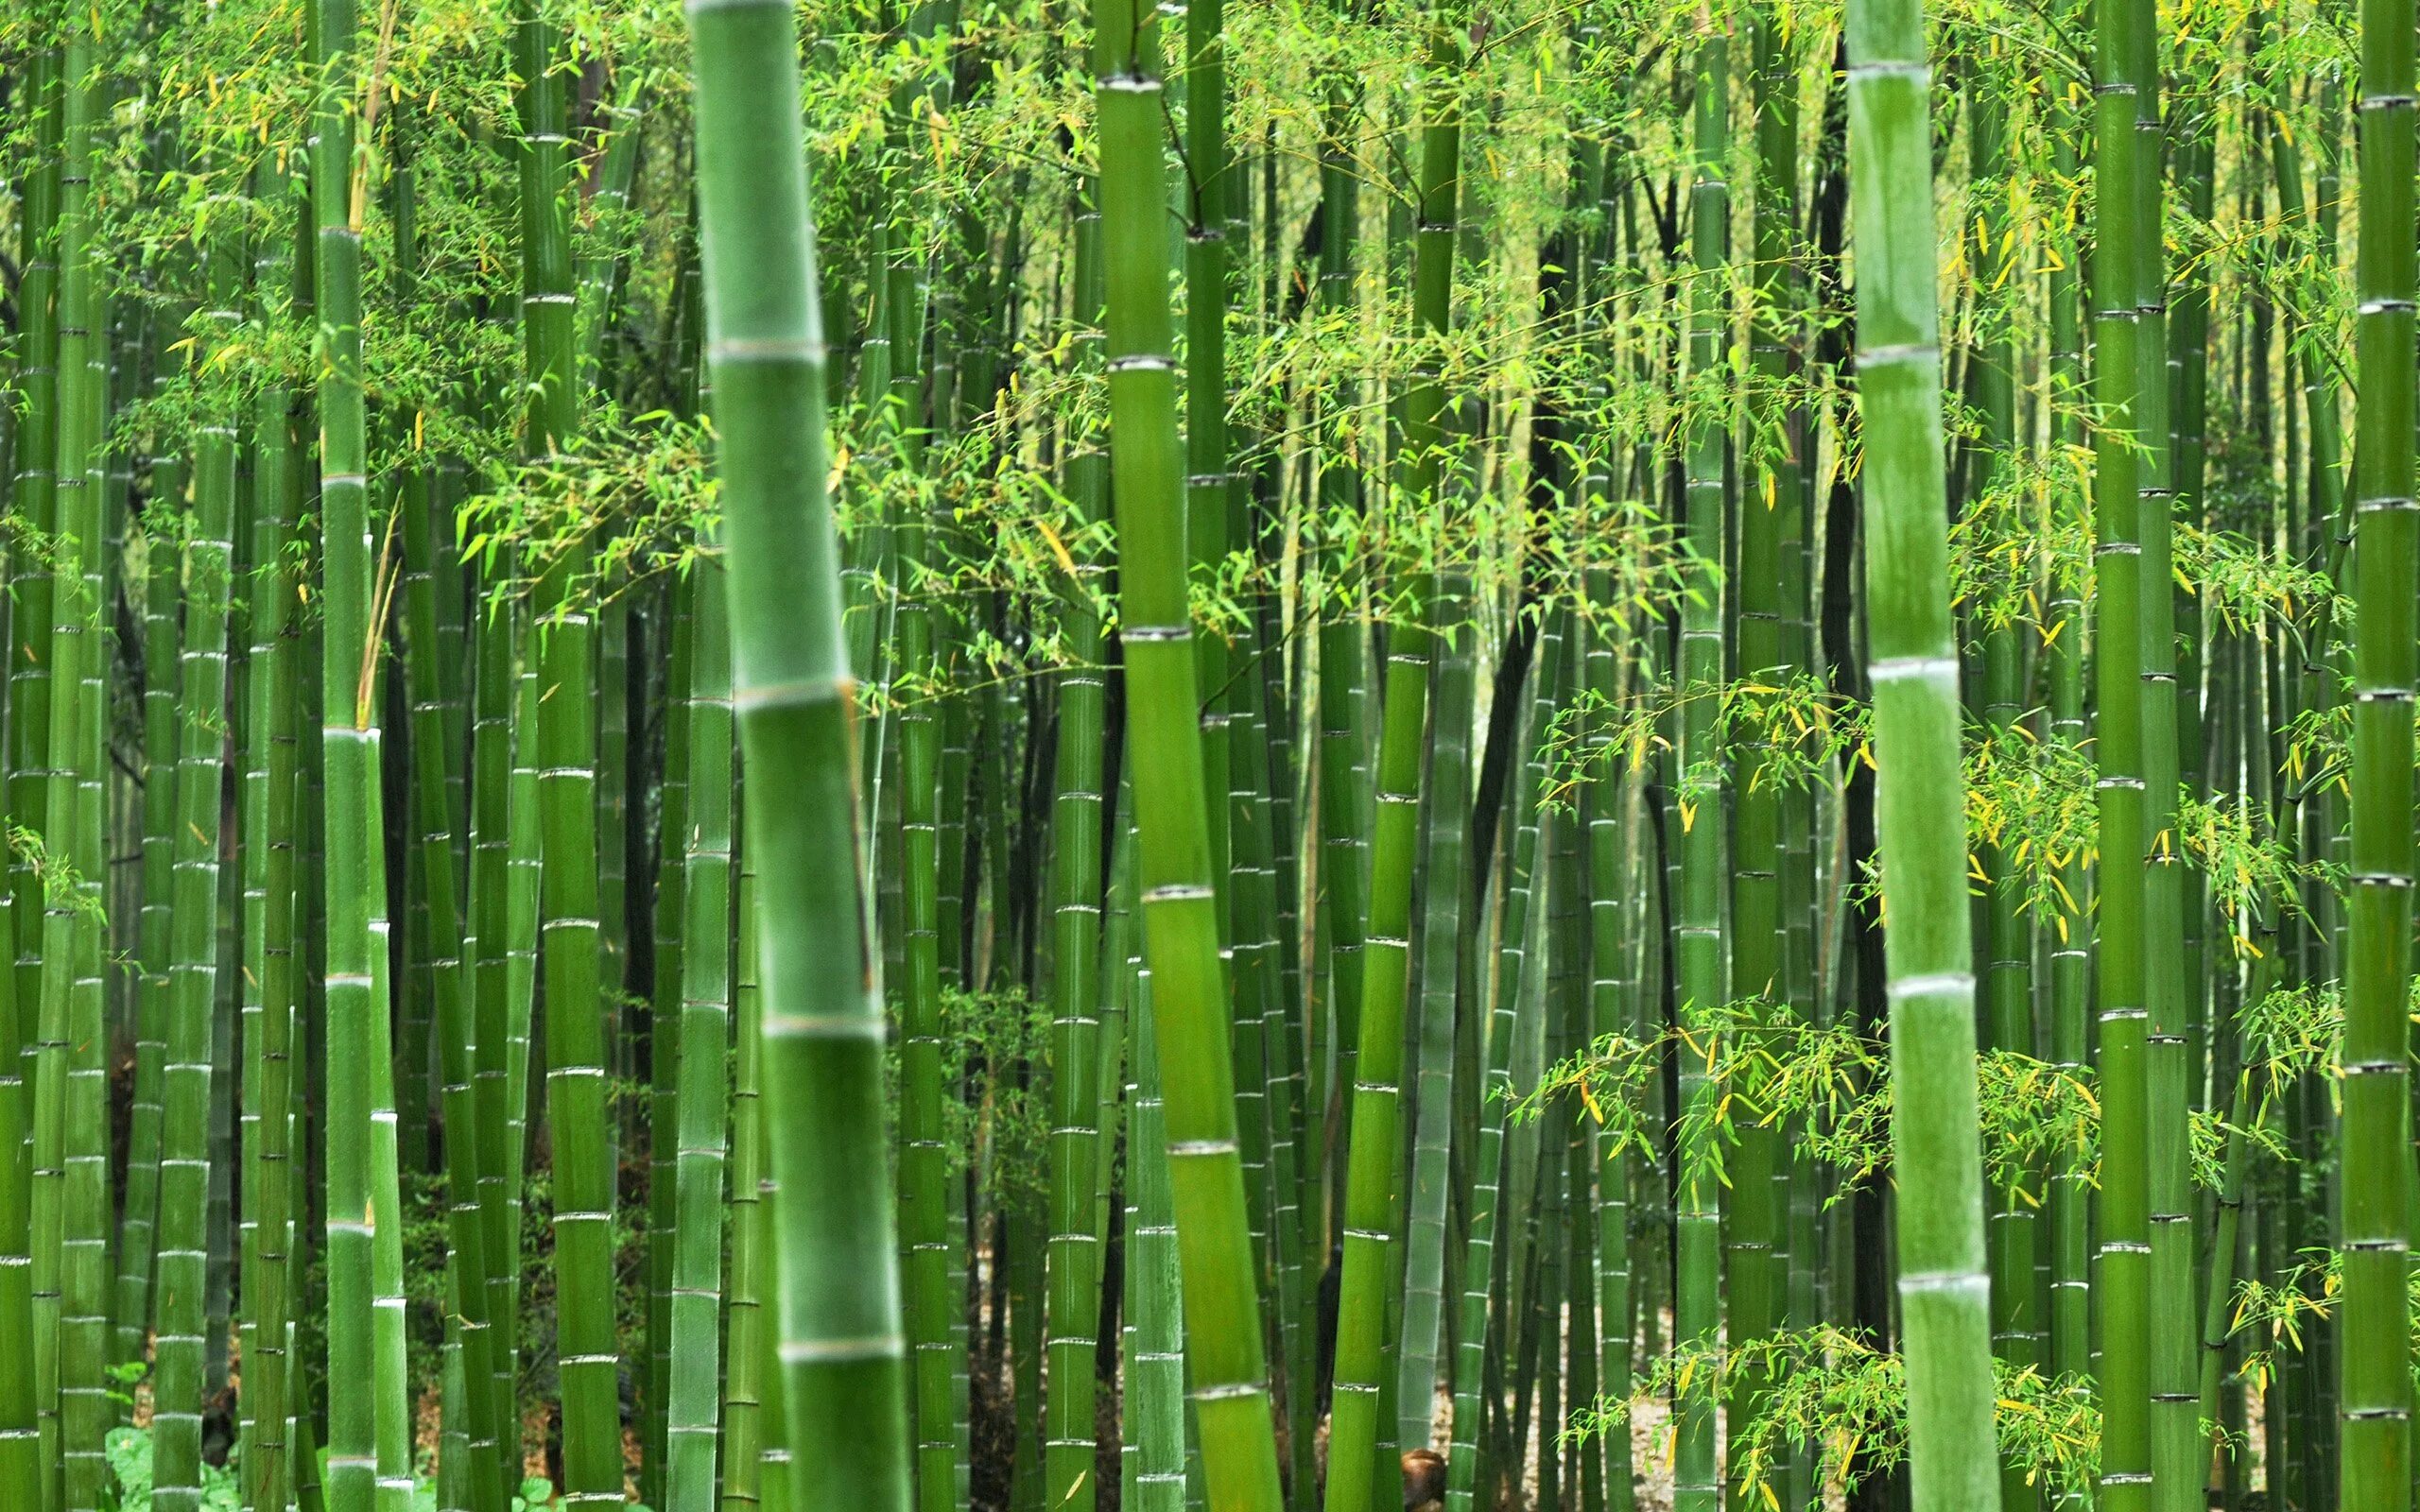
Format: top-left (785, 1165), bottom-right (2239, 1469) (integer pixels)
top-left (1564, 1328), bottom-right (2102, 1512)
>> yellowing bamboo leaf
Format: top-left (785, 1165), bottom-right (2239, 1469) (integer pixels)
top-left (1035, 517), bottom-right (1081, 583)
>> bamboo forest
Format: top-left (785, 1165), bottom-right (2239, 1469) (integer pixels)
top-left (4, 0), bottom-right (2420, 1503)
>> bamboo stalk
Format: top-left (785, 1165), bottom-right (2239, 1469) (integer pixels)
top-left (683, 0), bottom-right (916, 1501)
top-left (2337, 0), bottom-right (2416, 1492)
top-left (2088, 0), bottom-right (2153, 1496)
top-left (1671, 30), bottom-right (1729, 1512)
top-left (1042, 194), bottom-right (1114, 1512)
top-left (664, 554), bottom-right (735, 1512)
top-left (1092, 0), bottom-right (1286, 1500)
top-left (313, 0), bottom-right (400, 1500)
top-left (1844, 0), bottom-right (2001, 1501)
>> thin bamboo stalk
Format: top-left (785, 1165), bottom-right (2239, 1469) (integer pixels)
top-left (1444, 610), bottom-right (1558, 1512)
top-left (664, 555), bottom-right (734, 1512)
top-left (1092, 0), bottom-right (1285, 1500)
top-left (1042, 197), bottom-right (1113, 1512)
top-left (1123, 904), bottom-right (1184, 1512)
top-left (151, 203), bottom-right (241, 1512)
top-left (241, 159), bottom-right (302, 1512)
top-left (721, 851), bottom-right (768, 1512)
top-left (1327, 31), bottom-right (1461, 1511)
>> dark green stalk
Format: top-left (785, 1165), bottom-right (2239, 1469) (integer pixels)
top-left (645, 571), bottom-right (694, 1512)
top-left (469, 593), bottom-right (520, 1467)
top-left (1042, 198), bottom-right (1113, 1512)
top-left (2089, 0), bottom-right (2152, 1494)
top-left (1395, 575), bottom-right (1474, 1447)
top-left (1964, 61), bottom-right (2040, 1512)
top-left (40, 25), bottom-right (109, 1510)
top-left (720, 854), bottom-right (767, 1512)
top-left (2118, 1), bottom-right (2193, 1497)
top-left (2337, 0), bottom-right (2416, 1493)
top-left (510, 3), bottom-right (617, 1501)
top-left (1671, 30), bottom-right (1729, 1512)
top-left (2043, 74), bottom-right (2093, 1461)
top-left (152, 199), bottom-right (242, 1512)
top-left (1725, 31), bottom-right (1789, 1501)
top-left (1313, 77), bottom-right (1373, 1228)
top-left (664, 556), bottom-right (734, 1512)
top-left (311, 0), bottom-right (390, 1495)
top-left (240, 159), bottom-right (302, 1512)
top-left (397, 215), bottom-right (503, 1512)
top-left (6, 82), bottom-right (61, 1383)
top-left (1444, 610), bottom-right (1559, 1512)
top-left (112, 465), bottom-right (177, 1372)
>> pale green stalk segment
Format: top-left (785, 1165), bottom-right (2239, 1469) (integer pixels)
top-left (1842, 5), bottom-right (2001, 1505)
top-left (684, 0), bottom-right (914, 1504)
